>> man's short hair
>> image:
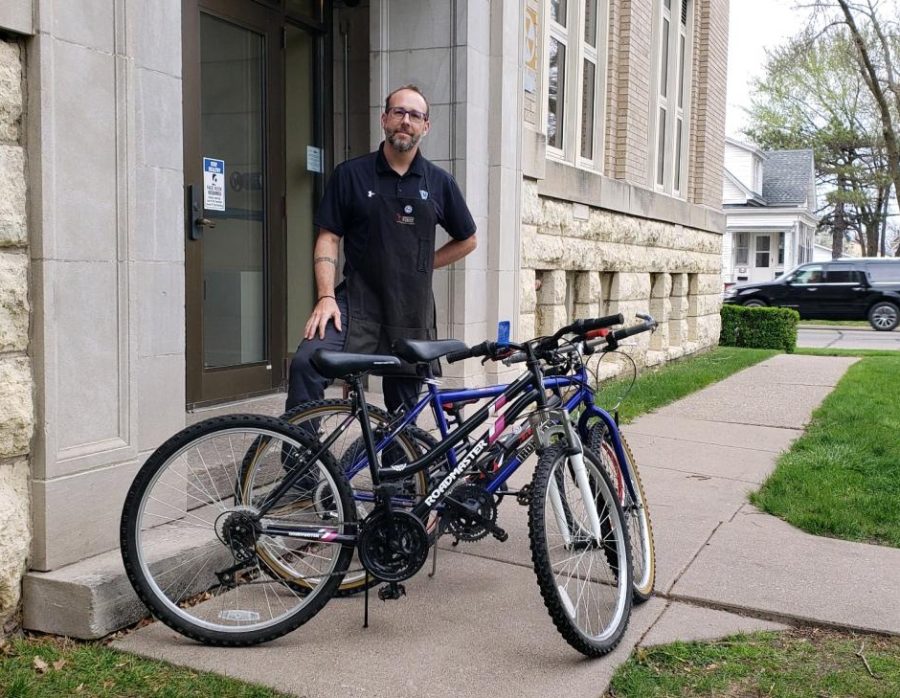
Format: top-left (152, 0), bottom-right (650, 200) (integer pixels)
top-left (384, 84), bottom-right (429, 117)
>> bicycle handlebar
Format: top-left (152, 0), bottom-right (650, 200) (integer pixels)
top-left (446, 340), bottom-right (503, 364)
top-left (500, 313), bottom-right (658, 365)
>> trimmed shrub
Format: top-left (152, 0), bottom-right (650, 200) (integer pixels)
top-left (719, 304), bottom-right (799, 353)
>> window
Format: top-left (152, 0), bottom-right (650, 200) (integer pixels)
top-left (793, 265), bottom-right (824, 284)
top-left (651, 0), bottom-right (692, 196)
top-left (735, 232), bottom-right (749, 265)
top-left (866, 262), bottom-right (900, 283)
top-left (824, 265), bottom-right (860, 284)
top-left (755, 235), bottom-right (771, 268)
top-left (778, 232), bottom-right (785, 265)
top-left (545, 0), bottom-right (609, 170)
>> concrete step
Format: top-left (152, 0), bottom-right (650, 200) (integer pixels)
top-left (24, 545), bottom-right (145, 639)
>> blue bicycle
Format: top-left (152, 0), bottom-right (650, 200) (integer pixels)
top-left (279, 313), bottom-right (656, 604)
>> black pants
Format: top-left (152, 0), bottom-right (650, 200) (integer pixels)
top-left (285, 291), bottom-right (422, 414)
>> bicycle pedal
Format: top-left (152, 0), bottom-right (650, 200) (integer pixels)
top-left (377, 583), bottom-right (407, 601)
top-left (491, 526), bottom-right (508, 542)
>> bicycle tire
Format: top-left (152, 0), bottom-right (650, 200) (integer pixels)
top-left (120, 414), bottom-right (354, 646)
top-left (528, 443), bottom-right (633, 657)
top-left (277, 399), bottom-right (439, 595)
top-left (588, 424), bottom-right (656, 604)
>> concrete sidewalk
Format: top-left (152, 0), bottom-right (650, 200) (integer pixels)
top-left (113, 354), bottom-right (900, 697)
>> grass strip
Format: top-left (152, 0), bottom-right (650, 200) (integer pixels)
top-left (608, 628), bottom-right (900, 697)
top-left (797, 319), bottom-right (871, 328)
top-left (593, 346), bottom-right (779, 423)
top-left (795, 347), bottom-right (900, 358)
top-left (0, 635), bottom-right (289, 698)
top-left (751, 354), bottom-right (900, 547)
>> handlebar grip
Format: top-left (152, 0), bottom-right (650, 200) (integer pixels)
top-left (446, 340), bottom-right (494, 364)
top-left (445, 349), bottom-right (471, 364)
top-left (611, 322), bottom-right (654, 342)
top-left (577, 313), bottom-right (625, 334)
top-left (502, 351), bottom-right (527, 365)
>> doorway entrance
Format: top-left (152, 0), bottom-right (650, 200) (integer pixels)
top-left (183, 0), bottom-right (326, 406)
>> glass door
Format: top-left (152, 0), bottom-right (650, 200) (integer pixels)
top-left (184, 0), bottom-right (285, 406)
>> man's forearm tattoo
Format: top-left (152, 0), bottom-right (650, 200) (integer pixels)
top-left (314, 256), bottom-right (338, 267)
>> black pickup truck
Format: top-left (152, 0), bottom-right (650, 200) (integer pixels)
top-left (723, 258), bottom-right (900, 331)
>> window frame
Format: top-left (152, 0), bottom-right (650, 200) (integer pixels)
top-left (543, 0), bottom-right (610, 173)
top-left (649, 0), bottom-right (693, 198)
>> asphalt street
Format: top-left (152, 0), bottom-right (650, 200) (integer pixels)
top-left (797, 326), bottom-right (900, 350)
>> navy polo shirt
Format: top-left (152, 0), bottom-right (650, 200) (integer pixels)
top-left (314, 143), bottom-right (476, 274)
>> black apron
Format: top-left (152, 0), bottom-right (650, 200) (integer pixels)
top-left (342, 161), bottom-right (438, 377)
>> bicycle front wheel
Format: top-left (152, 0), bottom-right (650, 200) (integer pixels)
top-left (588, 424), bottom-right (656, 604)
top-left (528, 444), bottom-right (632, 657)
top-left (120, 414), bottom-right (355, 646)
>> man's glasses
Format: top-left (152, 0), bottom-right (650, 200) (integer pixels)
top-left (385, 106), bottom-right (428, 124)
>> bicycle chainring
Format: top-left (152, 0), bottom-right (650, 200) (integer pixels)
top-left (443, 484), bottom-right (497, 542)
top-left (357, 510), bottom-right (429, 582)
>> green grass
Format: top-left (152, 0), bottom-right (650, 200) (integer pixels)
top-left (798, 319), bottom-right (871, 328)
top-left (751, 354), bottom-right (900, 547)
top-left (0, 635), bottom-right (289, 698)
top-left (796, 347), bottom-right (900, 358)
top-left (608, 629), bottom-right (900, 697)
top-left (594, 346), bottom-right (779, 423)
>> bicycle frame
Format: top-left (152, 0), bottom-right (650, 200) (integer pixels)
top-left (256, 349), bottom-right (637, 546)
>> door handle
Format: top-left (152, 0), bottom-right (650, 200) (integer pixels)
top-left (806, 287), bottom-right (818, 291)
top-left (185, 184), bottom-right (216, 240)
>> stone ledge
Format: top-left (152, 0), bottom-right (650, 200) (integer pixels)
top-left (24, 545), bottom-right (145, 640)
top-left (24, 515), bottom-right (225, 639)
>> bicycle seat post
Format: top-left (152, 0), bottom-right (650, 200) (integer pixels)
top-left (346, 372), bottom-right (384, 489)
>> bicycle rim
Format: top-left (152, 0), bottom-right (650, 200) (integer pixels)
top-left (529, 444), bottom-right (632, 656)
top-left (589, 424), bottom-right (656, 604)
top-left (121, 415), bottom-right (353, 645)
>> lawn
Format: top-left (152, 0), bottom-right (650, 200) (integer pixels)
top-left (0, 635), bottom-right (288, 698)
top-left (593, 346), bottom-right (779, 423)
top-left (751, 354), bottom-right (900, 547)
top-left (608, 628), bottom-right (900, 697)
top-left (797, 319), bottom-right (871, 328)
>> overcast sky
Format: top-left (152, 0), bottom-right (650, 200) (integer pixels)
top-left (726, 0), bottom-right (810, 139)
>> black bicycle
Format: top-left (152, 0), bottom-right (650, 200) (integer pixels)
top-left (120, 315), bottom-right (653, 655)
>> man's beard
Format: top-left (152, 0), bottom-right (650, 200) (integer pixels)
top-left (386, 126), bottom-right (420, 152)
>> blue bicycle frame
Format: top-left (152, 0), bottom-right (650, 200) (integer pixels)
top-left (340, 362), bottom-right (639, 505)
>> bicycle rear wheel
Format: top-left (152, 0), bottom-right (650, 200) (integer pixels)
top-left (278, 399), bottom-right (438, 595)
top-left (120, 414), bottom-right (354, 646)
top-left (528, 443), bottom-right (632, 657)
top-left (588, 424), bottom-right (656, 604)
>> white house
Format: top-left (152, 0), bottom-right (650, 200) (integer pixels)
top-left (722, 138), bottom-right (817, 285)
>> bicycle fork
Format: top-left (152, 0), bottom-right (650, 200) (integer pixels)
top-left (533, 409), bottom-right (605, 548)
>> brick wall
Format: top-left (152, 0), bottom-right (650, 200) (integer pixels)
top-left (0, 36), bottom-right (33, 635)
top-left (688, 0), bottom-right (729, 208)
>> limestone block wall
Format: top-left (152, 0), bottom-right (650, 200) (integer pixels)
top-left (521, 179), bottom-right (722, 369)
top-left (0, 37), bottom-right (33, 634)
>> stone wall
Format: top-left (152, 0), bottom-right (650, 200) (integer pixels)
top-left (520, 179), bottom-right (721, 369)
top-left (0, 36), bottom-right (33, 634)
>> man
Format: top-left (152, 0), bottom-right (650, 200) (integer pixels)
top-left (287, 85), bottom-right (477, 414)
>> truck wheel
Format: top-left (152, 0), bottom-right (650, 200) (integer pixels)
top-left (868, 301), bottom-right (899, 331)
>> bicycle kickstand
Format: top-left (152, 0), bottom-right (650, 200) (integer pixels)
top-left (428, 541), bottom-right (439, 578)
top-left (363, 572), bottom-right (370, 629)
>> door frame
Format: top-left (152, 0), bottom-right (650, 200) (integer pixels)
top-left (183, 0), bottom-right (286, 407)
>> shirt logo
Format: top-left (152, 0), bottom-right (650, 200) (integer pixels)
top-left (419, 190), bottom-right (429, 200)
top-left (404, 205), bottom-right (413, 214)
top-left (367, 190), bottom-right (375, 198)
top-left (395, 213), bottom-right (416, 226)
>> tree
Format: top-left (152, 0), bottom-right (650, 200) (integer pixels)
top-left (743, 30), bottom-right (891, 257)
top-left (809, 0), bottom-right (900, 254)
